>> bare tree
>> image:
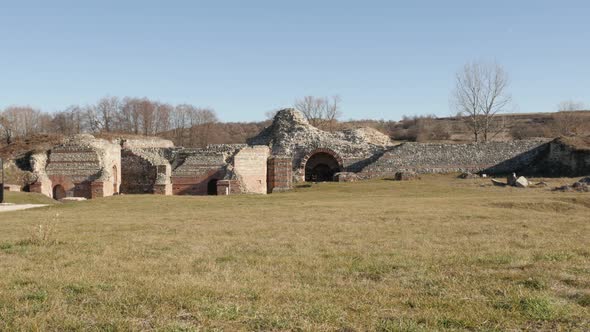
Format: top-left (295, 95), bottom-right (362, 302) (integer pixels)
top-left (0, 113), bottom-right (14, 144)
top-left (188, 108), bottom-right (218, 147)
top-left (52, 105), bottom-right (86, 135)
top-left (552, 101), bottom-right (586, 137)
top-left (451, 62), bottom-right (512, 142)
top-left (294, 95), bottom-right (341, 131)
top-left (86, 96), bottom-right (121, 132)
top-left (0, 106), bottom-right (43, 143)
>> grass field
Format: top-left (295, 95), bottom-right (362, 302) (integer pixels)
top-left (0, 175), bottom-right (589, 331)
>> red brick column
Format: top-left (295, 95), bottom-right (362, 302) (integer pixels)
top-left (90, 181), bottom-right (105, 199)
top-left (267, 157), bottom-right (293, 193)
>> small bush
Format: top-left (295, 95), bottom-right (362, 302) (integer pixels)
top-left (510, 122), bottom-right (551, 139)
top-left (20, 212), bottom-right (60, 246)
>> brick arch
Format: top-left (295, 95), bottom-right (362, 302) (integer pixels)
top-left (299, 148), bottom-right (344, 181)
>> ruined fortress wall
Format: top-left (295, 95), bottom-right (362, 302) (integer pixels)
top-left (43, 136), bottom-right (121, 198)
top-left (233, 146), bottom-right (270, 194)
top-left (120, 150), bottom-right (158, 194)
top-left (358, 140), bottom-right (550, 178)
top-left (171, 152), bottom-right (228, 195)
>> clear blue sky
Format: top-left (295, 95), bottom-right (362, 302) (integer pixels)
top-left (0, 0), bottom-right (588, 122)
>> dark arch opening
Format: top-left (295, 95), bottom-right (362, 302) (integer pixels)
top-left (53, 184), bottom-right (66, 200)
top-left (305, 152), bottom-right (341, 182)
top-left (207, 179), bottom-right (219, 195)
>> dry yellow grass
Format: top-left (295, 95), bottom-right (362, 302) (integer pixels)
top-left (0, 175), bottom-right (589, 331)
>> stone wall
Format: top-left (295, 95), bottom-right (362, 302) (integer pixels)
top-left (233, 146), bottom-right (270, 194)
top-left (528, 138), bottom-right (590, 176)
top-left (249, 109), bottom-right (389, 183)
top-left (41, 135), bottom-right (121, 199)
top-left (358, 140), bottom-right (551, 178)
top-left (120, 150), bottom-right (159, 194)
top-left (170, 146), bottom-right (243, 195)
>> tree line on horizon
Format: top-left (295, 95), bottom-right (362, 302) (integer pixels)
top-left (0, 62), bottom-right (588, 149)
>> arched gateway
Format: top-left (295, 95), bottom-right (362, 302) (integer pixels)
top-left (300, 148), bottom-right (343, 182)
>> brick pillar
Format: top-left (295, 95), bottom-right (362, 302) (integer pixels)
top-left (90, 181), bottom-right (105, 199)
top-left (267, 157), bottom-right (293, 193)
top-left (216, 180), bottom-right (231, 196)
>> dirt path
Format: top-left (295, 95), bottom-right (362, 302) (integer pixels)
top-left (0, 204), bottom-right (48, 213)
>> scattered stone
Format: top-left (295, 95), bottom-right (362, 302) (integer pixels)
top-left (458, 172), bottom-right (478, 179)
top-left (394, 171), bottom-right (420, 181)
top-left (492, 179), bottom-right (507, 187)
top-left (333, 172), bottom-right (358, 182)
top-left (553, 182), bottom-right (588, 192)
top-left (507, 173), bottom-right (518, 186)
top-left (553, 185), bottom-right (573, 192)
top-left (59, 197), bottom-right (87, 203)
top-left (515, 176), bottom-right (529, 188)
top-left (572, 181), bottom-right (589, 192)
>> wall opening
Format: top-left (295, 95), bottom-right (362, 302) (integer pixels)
top-left (305, 152), bottom-right (341, 182)
top-left (52, 184), bottom-right (66, 200)
top-left (207, 179), bottom-right (219, 195)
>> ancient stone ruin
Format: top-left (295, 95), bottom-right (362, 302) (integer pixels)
top-left (11, 109), bottom-right (590, 199)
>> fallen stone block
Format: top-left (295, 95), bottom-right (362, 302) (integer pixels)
top-left (507, 173), bottom-right (518, 186)
top-left (458, 172), bottom-right (478, 179)
top-left (515, 176), bottom-right (529, 188)
top-left (333, 172), bottom-right (358, 182)
top-left (394, 171), bottom-right (420, 181)
top-left (491, 179), bottom-right (507, 187)
top-left (572, 182), bottom-right (589, 192)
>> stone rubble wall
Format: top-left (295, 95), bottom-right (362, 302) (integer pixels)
top-left (358, 139), bottom-right (551, 178)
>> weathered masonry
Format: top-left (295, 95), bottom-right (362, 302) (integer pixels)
top-left (21, 109), bottom-right (590, 199)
